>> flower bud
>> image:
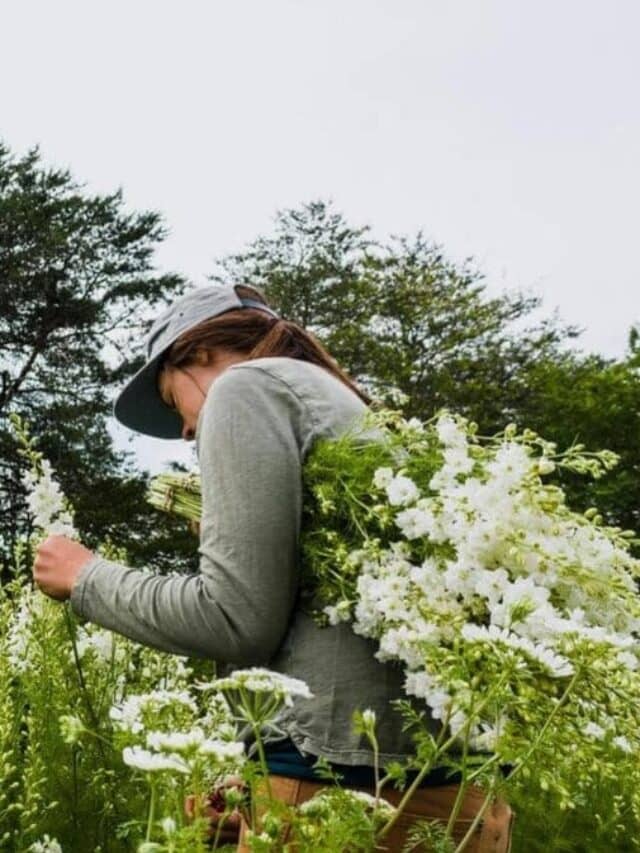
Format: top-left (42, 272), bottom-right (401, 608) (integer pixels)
top-left (537, 458), bottom-right (555, 475)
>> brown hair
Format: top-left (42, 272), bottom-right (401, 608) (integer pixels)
top-left (159, 284), bottom-right (372, 406)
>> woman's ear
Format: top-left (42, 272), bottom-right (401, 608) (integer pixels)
top-left (194, 347), bottom-right (213, 367)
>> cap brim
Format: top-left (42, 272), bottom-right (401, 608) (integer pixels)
top-left (113, 352), bottom-right (184, 439)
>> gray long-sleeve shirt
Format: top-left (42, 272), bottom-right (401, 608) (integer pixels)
top-left (71, 355), bottom-right (422, 764)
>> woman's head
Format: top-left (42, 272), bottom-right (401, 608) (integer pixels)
top-left (157, 283), bottom-right (372, 440)
top-left (157, 350), bottom-right (244, 440)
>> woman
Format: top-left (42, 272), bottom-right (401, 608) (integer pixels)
top-left (33, 283), bottom-right (513, 851)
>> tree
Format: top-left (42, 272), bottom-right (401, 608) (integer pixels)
top-left (209, 199), bottom-right (379, 371)
top-left (0, 141), bottom-right (196, 577)
top-left (356, 231), bottom-right (583, 423)
top-left (209, 199), bottom-right (582, 415)
top-left (208, 198), bottom-right (638, 543)
top-left (512, 346), bottom-right (640, 546)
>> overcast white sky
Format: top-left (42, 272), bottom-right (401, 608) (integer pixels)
top-left (2, 1), bottom-right (638, 475)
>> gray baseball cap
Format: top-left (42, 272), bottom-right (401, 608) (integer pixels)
top-left (113, 283), bottom-right (280, 439)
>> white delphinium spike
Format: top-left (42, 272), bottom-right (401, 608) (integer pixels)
top-left (22, 458), bottom-right (77, 538)
top-left (385, 473), bottom-right (420, 507)
top-left (6, 586), bottom-right (49, 674)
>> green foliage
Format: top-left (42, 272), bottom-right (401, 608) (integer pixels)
top-left (511, 351), bottom-right (640, 555)
top-left (209, 197), bottom-right (639, 551)
top-left (0, 139), bottom-right (192, 581)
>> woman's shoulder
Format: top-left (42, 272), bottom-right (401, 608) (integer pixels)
top-left (227, 356), bottom-right (371, 456)
top-left (225, 355), bottom-right (332, 385)
top-left (227, 356), bottom-right (360, 399)
top-left (206, 356), bottom-right (320, 409)
top-left (197, 355), bottom-right (376, 462)
top-left (230, 357), bottom-right (365, 408)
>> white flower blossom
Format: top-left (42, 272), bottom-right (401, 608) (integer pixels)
top-left (385, 474), bottom-right (420, 507)
top-left (161, 817), bottom-right (177, 837)
top-left (29, 836), bottom-right (63, 853)
top-left (613, 735), bottom-right (632, 753)
top-left (210, 668), bottom-right (313, 707)
top-left (323, 600), bottom-right (352, 625)
top-left (122, 746), bottom-right (190, 774)
top-left (22, 458), bottom-right (78, 537)
top-left (584, 721), bottom-right (605, 740)
top-left (373, 467), bottom-right (394, 489)
top-left (110, 690), bottom-right (198, 735)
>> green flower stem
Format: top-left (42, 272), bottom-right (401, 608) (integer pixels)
top-left (145, 779), bottom-right (157, 843)
top-left (81, 728), bottom-right (116, 749)
top-left (211, 806), bottom-right (233, 850)
top-left (178, 778), bottom-right (187, 828)
top-left (450, 669), bottom-right (581, 852)
top-left (505, 666), bottom-right (582, 784)
top-left (466, 751), bottom-right (501, 783)
top-left (235, 684), bottom-right (276, 831)
top-left (72, 745), bottom-right (79, 844)
top-left (191, 764), bottom-right (212, 853)
top-left (452, 774), bottom-right (498, 853)
top-left (250, 722), bottom-right (273, 803)
top-left (340, 478), bottom-right (374, 514)
top-left (146, 474), bottom-right (202, 523)
top-left (377, 709), bottom-right (454, 841)
top-left (444, 715), bottom-right (472, 840)
top-left (379, 671), bottom-right (510, 841)
top-left (63, 605), bottom-right (106, 762)
top-left (370, 731), bottom-right (381, 808)
top-left (340, 479), bottom-right (375, 541)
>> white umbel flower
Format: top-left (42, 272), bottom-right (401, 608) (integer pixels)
top-left (211, 667), bottom-right (313, 707)
top-left (122, 746), bottom-right (190, 774)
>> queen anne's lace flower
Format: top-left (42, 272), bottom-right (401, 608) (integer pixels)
top-left (122, 746), bottom-right (190, 774)
top-left (110, 690), bottom-right (198, 734)
top-left (22, 458), bottom-right (77, 537)
top-left (211, 667), bottom-right (313, 707)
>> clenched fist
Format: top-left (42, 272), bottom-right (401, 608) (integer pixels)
top-left (33, 534), bottom-right (96, 601)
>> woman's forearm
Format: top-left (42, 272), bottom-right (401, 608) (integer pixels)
top-left (70, 555), bottom-right (294, 662)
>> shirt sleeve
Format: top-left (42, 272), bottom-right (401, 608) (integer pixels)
top-left (70, 364), bottom-right (307, 664)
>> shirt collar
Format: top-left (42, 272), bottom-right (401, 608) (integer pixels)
top-left (195, 402), bottom-right (206, 458)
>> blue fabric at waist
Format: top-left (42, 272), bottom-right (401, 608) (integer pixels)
top-left (263, 738), bottom-right (462, 788)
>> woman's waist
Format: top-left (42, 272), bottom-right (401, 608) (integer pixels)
top-left (263, 737), bottom-right (462, 788)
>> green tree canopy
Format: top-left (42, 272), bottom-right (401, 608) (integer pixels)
top-left (0, 141), bottom-right (195, 576)
top-left (210, 198), bottom-right (639, 546)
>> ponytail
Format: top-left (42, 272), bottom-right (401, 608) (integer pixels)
top-left (160, 284), bottom-right (373, 406)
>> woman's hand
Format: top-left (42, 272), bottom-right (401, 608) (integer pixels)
top-left (33, 534), bottom-right (95, 601)
top-left (184, 776), bottom-right (245, 843)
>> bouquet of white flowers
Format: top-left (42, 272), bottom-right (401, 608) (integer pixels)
top-left (149, 405), bottom-right (640, 850)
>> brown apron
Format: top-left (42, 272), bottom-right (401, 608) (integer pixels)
top-left (235, 774), bottom-right (515, 852)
